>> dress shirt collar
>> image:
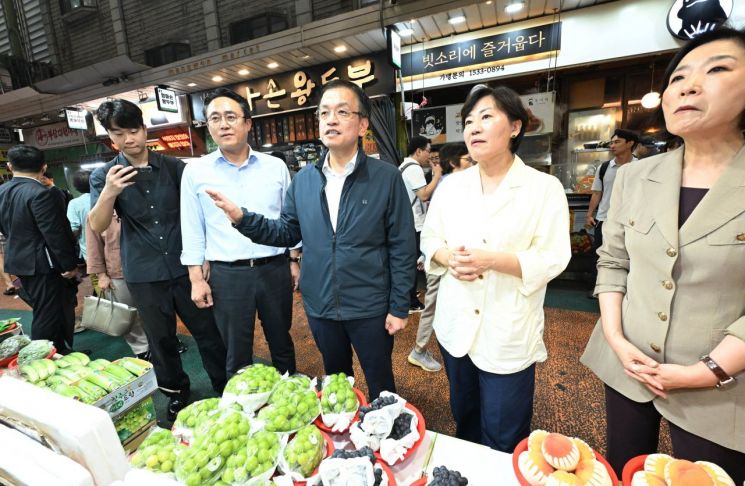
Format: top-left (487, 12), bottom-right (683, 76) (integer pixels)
top-left (322, 151), bottom-right (357, 178)
top-left (213, 147), bottom-right (256, 169)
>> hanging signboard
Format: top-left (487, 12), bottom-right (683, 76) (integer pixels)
top-left (190, 52), bottom-right (395, 119)
top-left (65, 109), bottom-right (88, 130)
top-left (388, 27), bottom-right (402, 69)
top-left (401, 22), bottom-right (561, 79)
top-left (156, 86), bottom-right (179, 113)
top-left (23, 122), bottom-right (86, 150)
top-left (666, 0), bottom-right (732, 40)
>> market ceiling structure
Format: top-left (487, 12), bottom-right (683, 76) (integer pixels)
top-left (0, 0), bottom-right (616, 126)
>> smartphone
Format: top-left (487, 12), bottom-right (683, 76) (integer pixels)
top-left (132, 166), bottom-right (155, 182)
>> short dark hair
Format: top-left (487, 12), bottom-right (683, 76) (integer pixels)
top-left (8, 145), bottom-right (45, 173)
top-left (96, 99), bottom-right (145, 131)
top-left (612, 128), bottom-right (639, 149)
top-left (439, 142), bottom-right (469, 175)
top-left (203, 87), bottom-right (253, 120)
top-left (72, 170), bottom-right (91, 194)
top-left (460, 84), bottom-right (528, 153)
top-left (319, 79), bottom-right (371, 119)
top-left (660, 26), bottom-right (745, 131)
top-left (407, 135), bottom-right (430, 156)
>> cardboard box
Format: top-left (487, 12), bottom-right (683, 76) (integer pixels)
top-left (115, 396), bottom-right (156, 445)
top-left (94, 359), bottom-right (157, 419)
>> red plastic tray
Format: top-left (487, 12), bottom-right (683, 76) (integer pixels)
top-left (0, 353), bottom-right (18, 368)
top-left (511, 436), bottom-right (619, 486)
top-left (374, 402), bottom-right (427, 466)
top-left (622, 454), bottom-right (648, 485)
top-left (314, 387), bottom-right (368, 434)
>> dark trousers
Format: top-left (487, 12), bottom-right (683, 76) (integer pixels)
top-left (589, 220), bottom-right (604, 286)
top-left (439, 343), bottom-right (535, 453)
top-left (605, 385), bottom-right (745, 484)
top-left (128, 275), bottom-right (227, 397)
top-left (20, 273), bottom-right (77, 352)
top-left (210, 258), bottom-right (295, 377)
top-left (409, 231), bottom-right (422, 305)
top-left (306, 314), bottom-right (395, 401)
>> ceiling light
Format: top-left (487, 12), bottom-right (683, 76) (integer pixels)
top-left (212, 75), bottom-right (223, 82)
top-left (58, 109), bottom-right (66, 118)
top-left (187, 82), bottom-right (197, 87)
top-left (641, 62), bottom-right (661, 109)
top-left (505, 1), bottom-right (524, 13)
top-left (267, 62), bottom-right (279, 69)
top-left (238, 69), bottom-right (249, 76)
top-left (448, 15), bottom-right (466, 25)
top-left (641, 92), bottom-right (661, 109)
top-left (334, 45), bottom-right (347, 53)
top-left (485, 0), bottom-right (493, 4)
top-left (40, 113), bottom-right (50, 122)
top-left (398, 28), bottom-right (414, 36)
top-left (21, 119), bottom-right (32, 126)
top-left (302, 54), bottom-right (311, 60)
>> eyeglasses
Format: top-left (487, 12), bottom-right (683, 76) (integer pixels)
top-left (316, 109), bottom-right (363, 121)
top-left (207, 113), bottom-right (245, 126)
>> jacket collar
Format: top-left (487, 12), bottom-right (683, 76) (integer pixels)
top-left (315, 148), bottom-right (368, 178)
top-left (643, 145), bottom-right (745, 247)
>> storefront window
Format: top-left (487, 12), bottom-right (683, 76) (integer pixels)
top-left (230, 13), bottom-right (289, 45)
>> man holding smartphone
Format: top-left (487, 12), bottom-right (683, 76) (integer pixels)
top-left (88, 99), bottom-right (227, 420)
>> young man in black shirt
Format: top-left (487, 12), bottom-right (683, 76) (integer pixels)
top-left (88, 100), bottom-right (226, 420)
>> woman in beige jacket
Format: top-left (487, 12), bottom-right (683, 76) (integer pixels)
top-left (581, 27), bottom-right (745, 483)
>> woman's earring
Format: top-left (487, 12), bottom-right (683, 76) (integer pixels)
top-left (510, 133), bottom-right (517, 139)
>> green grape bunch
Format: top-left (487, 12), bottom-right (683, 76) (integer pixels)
top-left (224, 363), bottom-right (281, 395)
top-left (321, 373), bottom-right (359, 414)
top-left (115, 401), bottom-right (153, 435)
top-left (130, 442), bottom-right (184, 474)
top-left (269, 375), bottom-right (312, 404)
top-left (283, 425), bottom-right (325, 477)
top-left (220, 430), bottom-right (281, 484)
top-left (258, 389), bottom-right (321, 432)
top-left (174, 397), bottom-right (220, 430)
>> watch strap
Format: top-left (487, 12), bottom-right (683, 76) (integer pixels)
top-left (700, 355), bottom-right (736, 388)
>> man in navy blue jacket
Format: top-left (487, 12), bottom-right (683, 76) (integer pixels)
top-left (208, 80), bottom-right (415, 399)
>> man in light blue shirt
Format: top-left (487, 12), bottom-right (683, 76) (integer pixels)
top-left (66, 170), bottom-right (91, 261)
top-left (181, 87), bottom-right (297, 377)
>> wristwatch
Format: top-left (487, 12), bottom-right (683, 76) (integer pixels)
top-left (700, 355), bottom-right (736, 388)
top-left (288, 256), bottom-right (301, 263)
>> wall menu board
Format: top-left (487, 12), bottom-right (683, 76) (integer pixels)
top-left (248, 110), bottom-right (320, 147)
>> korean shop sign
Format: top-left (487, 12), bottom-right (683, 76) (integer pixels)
top-left (191, 52), bottom-right (394, 118)
top-left (401, 22), bottom-right (561, 78)
top-left (23, 122), bottom-right (86, 150)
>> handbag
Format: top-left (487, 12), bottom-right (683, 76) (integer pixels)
top-left (81, 290), bottom-right (137, 337)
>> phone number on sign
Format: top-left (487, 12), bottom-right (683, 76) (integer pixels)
top-left (469, 65), bottom-right (505, 76)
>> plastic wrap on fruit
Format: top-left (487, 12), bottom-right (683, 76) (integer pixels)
top-left (277, 424), bottom-right (326, 481)
top-left (172, 397), bottom-right (221, 445)
top-left (256, 387), bottom-right (321, 433)
top-left (349, 392), bottom-right (405, 452)
top-left (320, 373), bottom-right (359, 432)
top-left (129, 427), bottom-right (184, 478)
top-left (219, 430), bottom-right (286, 486)
top-left (220, 363), bottom-right (284, 412)
top-left (378, 407), bottom-right (419, 465)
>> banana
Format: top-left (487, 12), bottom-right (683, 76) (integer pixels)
top-left (84, 371), bottom-right (118, 392)
top-left (56, 368), bottom-right (82, 382)
top-left (75, 380), bottom-right (107, 401)
top-left (19, 364), bottom-right (40, 383)
top-left (116, 357), bottom-right (149, 377)
top-left (66, 352), bottom-right (90, 366)
top-left (53, 384), bottom-right (82, 400)
top-left (88, 359), bottom-right (111, 371)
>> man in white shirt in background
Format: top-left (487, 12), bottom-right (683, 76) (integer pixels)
top-left (585, 128), bottom-right (638, 297)
top-left (399, 135), bottom-right (442, 372)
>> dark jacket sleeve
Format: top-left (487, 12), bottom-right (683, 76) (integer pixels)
top-left (30, 188), bottom-right (78, 272)
top-left (233, 180), bottom-right (303, 248)
top-left (385, 171), bottom-right (417, 319)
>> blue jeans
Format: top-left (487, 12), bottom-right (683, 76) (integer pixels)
top-left (439, 343), bottom-right (535, 452)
